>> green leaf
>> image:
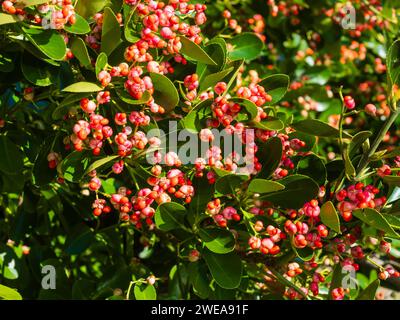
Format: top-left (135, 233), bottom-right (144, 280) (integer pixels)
top-left (187, 262), bottom-right (210, 299)
top-left (155, 202), bottom-right (187, 231)
top-left (292, 119), bottom-right (343, 138)
top-left (134, 284), bottom-right (157, 300)
top-left (95, 52), bottom-right (108, 76)
top-left (20, 0), bottom-right (49, 6)
top-left (356, 279), bottom-right (380, 300)
top-left (75, 0), bottom-right (107, 19)
top-left (32, 136), bottom-right (58, 186)
top-left (343, 147), bottom-right (356, 180)
top-left (296, 154), bottom-right (327, 185)
top-left (181, 99), bottom-right (212, 132)
top-left (382, 175), bottom-right (400, 186)
top-left (180, 36), bottom-right (217, 65)
top-left (228, 32), bottom-right (264, 60)
top-left (199, 67), bottom-right (233, 92)
top-left (71, 37), bottom-right (91, 67)
top-left (328, 264), bottom-right (344, 300)
top-left (124, 10), bottom-right (140, 43)
top-left (0, 284), bottom-right (22, 300)
top-left (64, 14), bottom-right (91, 34)
top-left (22, 27), bottom-right (67, 61)
top-left (65, 225), bottom-right (95, 255)
top-left (256, 137), bottom-right (282, 179)
top-left (252, 118), bottom-right (285, 131)
top-left (349, 131), bottom-right (371, 157)
top-left (197, 38), bottom-right (227, 82)
top-left (52, 93), bottom-right (89, 120)
top-left (382, 213), bottom-right (400, 229)
top-left (320, 201), bottom-right (341, 234)
top-left (247, 179), bottom-right (285, 193)
top-left (353, 208), bottom-right (400, 238)
top-left (115, 88), bottom-right (152, 105)
top-left (0, 135), bottom-right (24, 174)
top-left (85, 155), bottom-right (120, 175)
top-left (101, 7), bottom-right (122, 56)
top-left (199, 228), bottom-right (235, 254)
top-left (21, 53), bottom-right (58, 86)
top-left (259, 74), bottom-right (290, 105)
top-left (387, 40), bottom-right (400, 89)
top-left (230, 97), bottom-right (258, 120)
top-left (62, 82), bottom-right (103, 93)
top-left (260, 175), bottom-right (319, 209)
top-left (214, 174), bottom-right (248, 195)
top-left (203, 250), bottom-right (242, 289)
top-left (149, 72), bottom-right (179, 113)
top-left (60, 151), bottom-right (91, 182)
top-left (0, 13), bottom-right (17, 26)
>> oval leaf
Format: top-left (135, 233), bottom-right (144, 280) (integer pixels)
top-left (199, 228), bottom-right (235, 254)
top-left (353, 208), bottom-right (400, 239)
top-left (150, 72), bottom-right (179, 113)
top-left (62, 82), bottom-right (103, 93)
top-left (320, 201), bottom-right (341, 234)
top-left (203, 250), bottom-right (242, 289)
top-left (259, 74), bottom-right (290, 105)
top-left (247, 179), bottom-right (285, 194)
top-left (228, 32), bottom-right (264, 61)
top-left (180, 36), bottom-right (217, 65)
top-left (155, 202), bottom-right (187, 231)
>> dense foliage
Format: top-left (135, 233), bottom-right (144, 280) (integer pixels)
top-left (1, 0), bottom-right (400, 300)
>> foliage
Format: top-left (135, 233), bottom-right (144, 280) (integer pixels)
top-left (0, 0), bottom-right (400, 301)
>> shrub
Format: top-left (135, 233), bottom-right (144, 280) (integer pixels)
top-left (0, 0), bottom-right (400, 300)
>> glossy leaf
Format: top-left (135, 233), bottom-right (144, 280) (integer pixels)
top-left (296, 154), bottom-right (327, 185)
top-left (134, 284), bottom-right (157, 300)
top-left (382, 175), bottom-right (400, 186)
top-left (75, 0), bottom-right (107, 19)
top-left (320, 201), bottom-right (341, 234)
top-left (259, 74), bottom-right (290, 105)
top-left (64, 14), bottom-right (91, 34)
top-left (256, 137), bottom-right (283, 179)
top-left (247, 179), bottom-right (285, 193)
top-left (101, 7), bottom-right (122, 56)
top-left (0, 284), bottom-right (22, 300)
top-left (60, 151), bottom-right (91, 182)
top-left (180, 36), bottom-right (217, 65)
top-left (260, 175), bottom-right (319, 209)
top-left (21, 53), bottom-right (58, 86)
top-left (252, 118), bottom-right (285, 131)
top-left (0, 13), bottom-right (17, 25)
top-left (62, 82), bottom-right (103, 93)
top-left (356, 279), bottom-right (380, 300)
top-left (291, 119), bottom-right (342, 138)
top-left (70, 37), bottom-right (91, 67)
top-left (228, 32), bottom-right (264, 60)
top-left (353, 208), bottom-right (399, 239)
top-left (214, 174), bottom-right (248, 195)
top-left (199, 67), bottom-right (233, 92)
top-left (85, 155), bottom-right (120, 175)
top-left (155, 202), bottom-right (187, 231)
top-left (115, 88), bottom-right (152, 105)
top-left (199, 228), bottom-right (235, 254)
top-left (22, 27), bottom-right (67, 61)
top-left (95, 52), bottom-right (108, 76)
top-left (150, 72), bottom-right (179, 113)
top-left (203, 250), bottom-right (242, 289)
top-left (387, 39), bottom-right (400, 88)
